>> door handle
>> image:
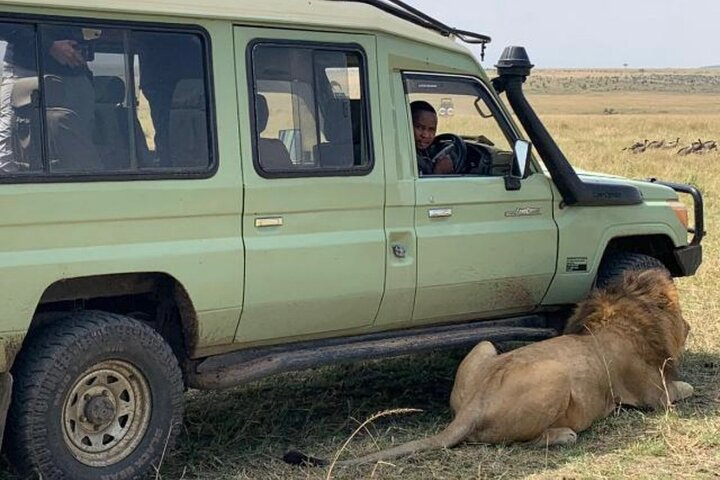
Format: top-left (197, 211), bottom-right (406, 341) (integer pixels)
top-left (428, 208), bottom-right (452, 218)
top-left (255, 216), bottom-right (283, 228)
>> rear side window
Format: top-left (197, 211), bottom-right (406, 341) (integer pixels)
top-left (250, 43), bottom-right (371, 176)
top-left (0, 20), bottom-right (213, 179)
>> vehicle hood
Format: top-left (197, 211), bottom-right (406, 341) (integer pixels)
top-left (575, 169), bottom-right (678, 201)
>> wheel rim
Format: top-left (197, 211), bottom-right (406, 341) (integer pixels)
top-left (62, 359), bottom-right (152, 467)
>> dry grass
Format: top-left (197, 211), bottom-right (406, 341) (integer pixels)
top-left (518, 68), bottom-right (720, 94)
top-left (528, 92), bottom-right (720, 115)
top-left (3, 71), bottom-right (720, 480)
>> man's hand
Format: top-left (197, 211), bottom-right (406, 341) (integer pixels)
top-left (433, 155), bottom-right (454, 174)
top-left (49, 40), bottom-right (86, 67)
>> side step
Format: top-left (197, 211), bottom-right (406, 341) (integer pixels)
top-left (186, 315), bottom-right (559, 390)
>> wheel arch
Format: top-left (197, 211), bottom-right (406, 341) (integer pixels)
top-left (25, 272), bottom-right (199, 368)
top-left (600, 234), bottom-right (684, 276)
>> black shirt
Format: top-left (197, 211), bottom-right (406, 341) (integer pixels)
top-left (1, 24), bottom-right (90, 77)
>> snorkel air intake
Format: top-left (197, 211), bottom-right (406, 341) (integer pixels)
top-left (492, 47), bottom-right (642, 206)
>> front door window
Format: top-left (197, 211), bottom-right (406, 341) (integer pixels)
top-left (404, 74), bottom-right (519, 177)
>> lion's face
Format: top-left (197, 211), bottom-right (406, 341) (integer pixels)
top-left (647, 270), bottom-right (690, 358)
top-left (565, 268), bottom-right (689, 364)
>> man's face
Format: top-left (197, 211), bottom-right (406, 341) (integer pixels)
top-left (413, 110), bottom-right (437, 150)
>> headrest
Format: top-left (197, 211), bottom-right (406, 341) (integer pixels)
top-left (255, 93), bottom-right (269, 133)
top-left (10, 75), bottom-right (66, 108)
top-left (171, 79), bottom-right (205, 109)
top-left (10, 76), bottom-right (39, 108)
top-left (94, 76), bottom-right (125, 104)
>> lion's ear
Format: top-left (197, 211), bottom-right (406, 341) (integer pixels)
top-left (623, 269), bottom-right (678, 309)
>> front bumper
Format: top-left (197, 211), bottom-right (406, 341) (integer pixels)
top-left (674, 244), bottom-right (702, 276)
top-left (648, 179), bottom-right (705, 246)
top-left (648, 179), bottom-right (705, 277)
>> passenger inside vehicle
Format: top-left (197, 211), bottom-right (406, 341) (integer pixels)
top-left (411, 100), bottom-right (454, 175)
top-left (0, 23), bottom-right (100, 172)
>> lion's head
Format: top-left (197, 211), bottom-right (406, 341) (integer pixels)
top-left (564, 268), bottom-right (689, 373)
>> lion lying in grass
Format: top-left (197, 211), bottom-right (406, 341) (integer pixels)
top-left (285, 268), bottom-right (693, 466)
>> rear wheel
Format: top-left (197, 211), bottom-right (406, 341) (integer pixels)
top-left (7, 311), bottom-right (184, 480)
top-left (595, 251), bottom-right (668, 289)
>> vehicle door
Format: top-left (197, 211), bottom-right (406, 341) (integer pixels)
top-left (404, 73), bottom-right (558, 323)
top-left (233, 28), bottom-right (385, 344)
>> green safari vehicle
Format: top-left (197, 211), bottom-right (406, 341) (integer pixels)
top-left (0, 0), bottom-right (703, 478)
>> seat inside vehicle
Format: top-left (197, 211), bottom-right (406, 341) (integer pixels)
top-left (167, 78), bottom-right (208, 168)
top-left (255, 93), bottom-right (293, 171)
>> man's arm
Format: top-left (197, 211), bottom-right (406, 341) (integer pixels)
top-left (433, 155), bottom-right (454, 174)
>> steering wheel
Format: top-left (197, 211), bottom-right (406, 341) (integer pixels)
top-left (432, 133), bottom-right (467, 173)
top-left (467, 143), bottom-right (495, 175)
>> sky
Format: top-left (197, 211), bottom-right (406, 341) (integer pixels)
top-left (406, 0), bottom-right (720, 69)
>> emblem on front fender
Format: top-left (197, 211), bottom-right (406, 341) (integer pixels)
top-left (505, 207), bottom-right (541, 217)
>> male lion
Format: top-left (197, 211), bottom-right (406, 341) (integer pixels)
top-left (285, 268), bottom-right (693, 467)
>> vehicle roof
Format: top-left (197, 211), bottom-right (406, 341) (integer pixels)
top-left (0, 0), bottom-right (474, 55)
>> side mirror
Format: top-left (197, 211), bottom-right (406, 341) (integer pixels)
top-left (514, 139), bottom-right (531, 177)
top-left (504, 140), bottom-right (531, 191)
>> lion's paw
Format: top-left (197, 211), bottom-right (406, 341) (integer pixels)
top-left (672, 381), bottom-right (694, 401)
top-left (552, 428), bottom-right (578, 446)
top-left (535, 428), bottom-right (578, 447)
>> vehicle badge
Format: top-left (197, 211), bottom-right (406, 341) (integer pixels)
top-left (505, 207), bottom-right (541, 217)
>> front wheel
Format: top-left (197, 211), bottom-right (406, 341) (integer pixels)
top-left (595, 252), bottom-right (668, 289)
top-left (7, 311), bottom-right (184, 480)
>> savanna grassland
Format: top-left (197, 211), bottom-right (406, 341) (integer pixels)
top-left (136, 70), bottom-right (720, 479)
top-left (4, 70), bottom-right (718, 480)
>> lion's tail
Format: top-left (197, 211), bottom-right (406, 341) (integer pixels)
top-left (284, 408), bottom-right (478, 467)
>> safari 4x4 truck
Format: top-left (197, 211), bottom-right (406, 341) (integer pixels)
top-left (0, 0), bottom-right (703, 478)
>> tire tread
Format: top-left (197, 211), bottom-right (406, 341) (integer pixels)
top-left (596, 252), bottom-right (668, 288)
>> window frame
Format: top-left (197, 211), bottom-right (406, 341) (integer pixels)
top-left (0, 12), bottom-right (218, 184)
top-left (246, 38), bottom-right (374, 179)
top-left (402, 71), bottom-right (535, 178)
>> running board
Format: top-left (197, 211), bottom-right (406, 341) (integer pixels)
top-left (186, 315), bottom-right (559, 390)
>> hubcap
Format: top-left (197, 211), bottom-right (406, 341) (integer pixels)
top-left (84, 393), bottom-right (115, 425)
top-left (62, 359), bottom-right (152, 467)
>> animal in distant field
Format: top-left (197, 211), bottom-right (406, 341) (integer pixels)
top-left (622, 139), bottom-right (648, 153)
top-left (678, 138), bottom-right (715, 155)
top-left (679, 139), bottom-right (701, 155)
top-left (702, 140), bottom-right (717, 151)
top-left (285, 269), bottom-right (693, 467)
top-left (663, 137), bottom-right (681, 149)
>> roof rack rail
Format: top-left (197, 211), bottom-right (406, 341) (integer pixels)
top-left (334, 0), bottom-right (491, 58)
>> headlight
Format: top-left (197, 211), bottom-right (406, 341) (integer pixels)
top-left (668, 200), bottom-right (689, 229)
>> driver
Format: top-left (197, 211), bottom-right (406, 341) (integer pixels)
top-left (411, 100), bottom-right (454, 175)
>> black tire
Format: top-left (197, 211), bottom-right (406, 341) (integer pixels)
top-left (595, 252), bottom-right (668, 289)
top-left (6, 311), bottom-right (184, 480)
